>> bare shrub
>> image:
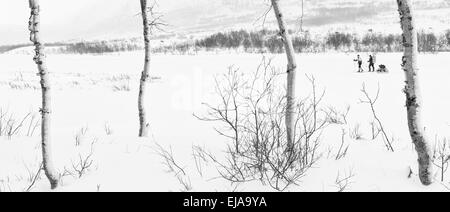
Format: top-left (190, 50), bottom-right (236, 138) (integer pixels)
top-left (26, 113), bottom-right (40, 137)
top-left (334, 169), bottom-right (356, 192)
top-left (74, 126), bottom-right (88, 146)
top-left (24, 162), bottom-right (43, 192)
top-left (370, 121), bottom-right (382, 140)
top-left (106, 74), bottom-right (131, 82)
top-left (349, 124), bottom-right (362, 140)
top-left (63, 140), bottom-right (97, 178)
top-left (433, 137), bottom-right (450, 182)
top-left (335, 129), bottom-right (350, 160)
top-left (192, 145), bottom-right (209, 177)
top-left (177, 174), bottom-right (193, 192)
top-left (154, 143), bottom-right (192, 191)
top-left (360, 84), bottom-right (394, 152)
top-left (325, 105), bottom-right (350, 125)
top-left (155, 143), bottom-right (186, 176)
top-left (0, 181), bottom-right (13, 192)
top-left (107, 74), bottom-right (133, 92)
top-left (112, 81), bottom-right (131, 92)
top-left (8, 82), bottom-right (39, 90)
top-left (195, 57), bottom-right (327, 191)
top-left (325, 146), bottom-right (334, 159)
top-left (0, 108), bottom-right (40, 138)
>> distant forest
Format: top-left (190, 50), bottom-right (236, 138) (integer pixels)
top-left (2, 29), bottom-right (450, 54)
top-left (162, 29), bottom-right (450, 54)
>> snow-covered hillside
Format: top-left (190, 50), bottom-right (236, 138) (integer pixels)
top-left (1, 0), bottom-right (450, 45)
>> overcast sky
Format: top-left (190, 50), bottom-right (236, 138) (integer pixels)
top-left (1, 0), bottom-right (256, 45)
top-left (1, 0), bottom-right (449, 45)
top-left (0, 0), bottom-right (193, 45)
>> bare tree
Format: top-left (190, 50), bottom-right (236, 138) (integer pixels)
top-left (138, 1), bottom-right (166, 137)
top-left (397, 0), bottom-right (433, 185)
top-left (270, 0), bottom-right (298, 149)
top-left (28, 0), bottom-right (59, 189)
top-left (138, 0), bottom-right (152, 137)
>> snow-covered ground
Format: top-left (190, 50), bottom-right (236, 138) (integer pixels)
top-left (0, 51), bottom-right (449, 192)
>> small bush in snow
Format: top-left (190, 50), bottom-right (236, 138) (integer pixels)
top-left (112, 81), bottom-right (131, 92)
top-left (0, 109), bottom-right (40, 138)
top-left (349, 124), bottom-right (362, 140)
top-left (325, 105), bottom-right (350, 125)
top-left (196, 58), bottom-right (328, 191)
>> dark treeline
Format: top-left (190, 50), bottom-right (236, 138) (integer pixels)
top-left (158, 29), bottom-right (450, 54)
top-left (63, 39), bottom-right (142, 54)
top-left (2, 29), bottom-right (450, 55)
top-left (0, 39), bottom-right (142, 55)
top-left (0, 42), bottom-right (67, 54)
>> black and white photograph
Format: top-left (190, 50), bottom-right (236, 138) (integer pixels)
top-left (0, 0), bottom-right (450, 196)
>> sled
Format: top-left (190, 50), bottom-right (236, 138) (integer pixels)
top-left (376, 64), bottom-right (388, 73)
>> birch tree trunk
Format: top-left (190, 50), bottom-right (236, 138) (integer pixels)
top-left (138, 0), bottom-right (151, 137)
top-left (270, 0), bottom-right (297, 148)
top-left (28, 0), bottom-right (59, 189)
top-left (397, 0), bottom-right (433, 185)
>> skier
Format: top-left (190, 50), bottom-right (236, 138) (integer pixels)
top-left (354, 55), bottom-right (363, 72)
top-left (368, 55), bottom-right (375, 72)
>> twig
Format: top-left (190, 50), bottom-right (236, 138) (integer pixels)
top-left (25, 163), bottom-right (43, 192)
top-left (360, 83), bottom-right (394, 152)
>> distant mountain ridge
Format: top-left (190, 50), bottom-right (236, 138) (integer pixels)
top-left (1, 0), bottom-right (449, 45)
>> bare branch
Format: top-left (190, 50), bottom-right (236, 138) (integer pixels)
top-left (25, 163), bottom-right (43, 192)
top-left (360, 83), bottom-right (394, 152)
top-left (334, 169), bottom-right (356, 192)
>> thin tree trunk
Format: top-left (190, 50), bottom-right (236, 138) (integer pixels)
top-left (138, 0), bottom-right (151, 137)
top-left (270, 0), bottom-right (297, 148)
top-left (397, 0), bottom-right (433, 185)
top-left (28, 0), bottom-right (59, 189)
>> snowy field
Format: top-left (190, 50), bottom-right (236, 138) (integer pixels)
top-left (0, 51), bottom-right (449, 192)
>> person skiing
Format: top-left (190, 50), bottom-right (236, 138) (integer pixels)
top-left (368, 55), bottom-right (375, 72)
top-left (354, 55), bottom-right (363, 72)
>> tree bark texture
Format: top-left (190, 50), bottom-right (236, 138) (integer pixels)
top-left (138, 0), bottom-right (151, 137)
top-left (397, 0), bottom-right (433, 185)
top-left (28, 0), bottom-right (59, 189)
top-left (270, 0), bottom-right (298, 148)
